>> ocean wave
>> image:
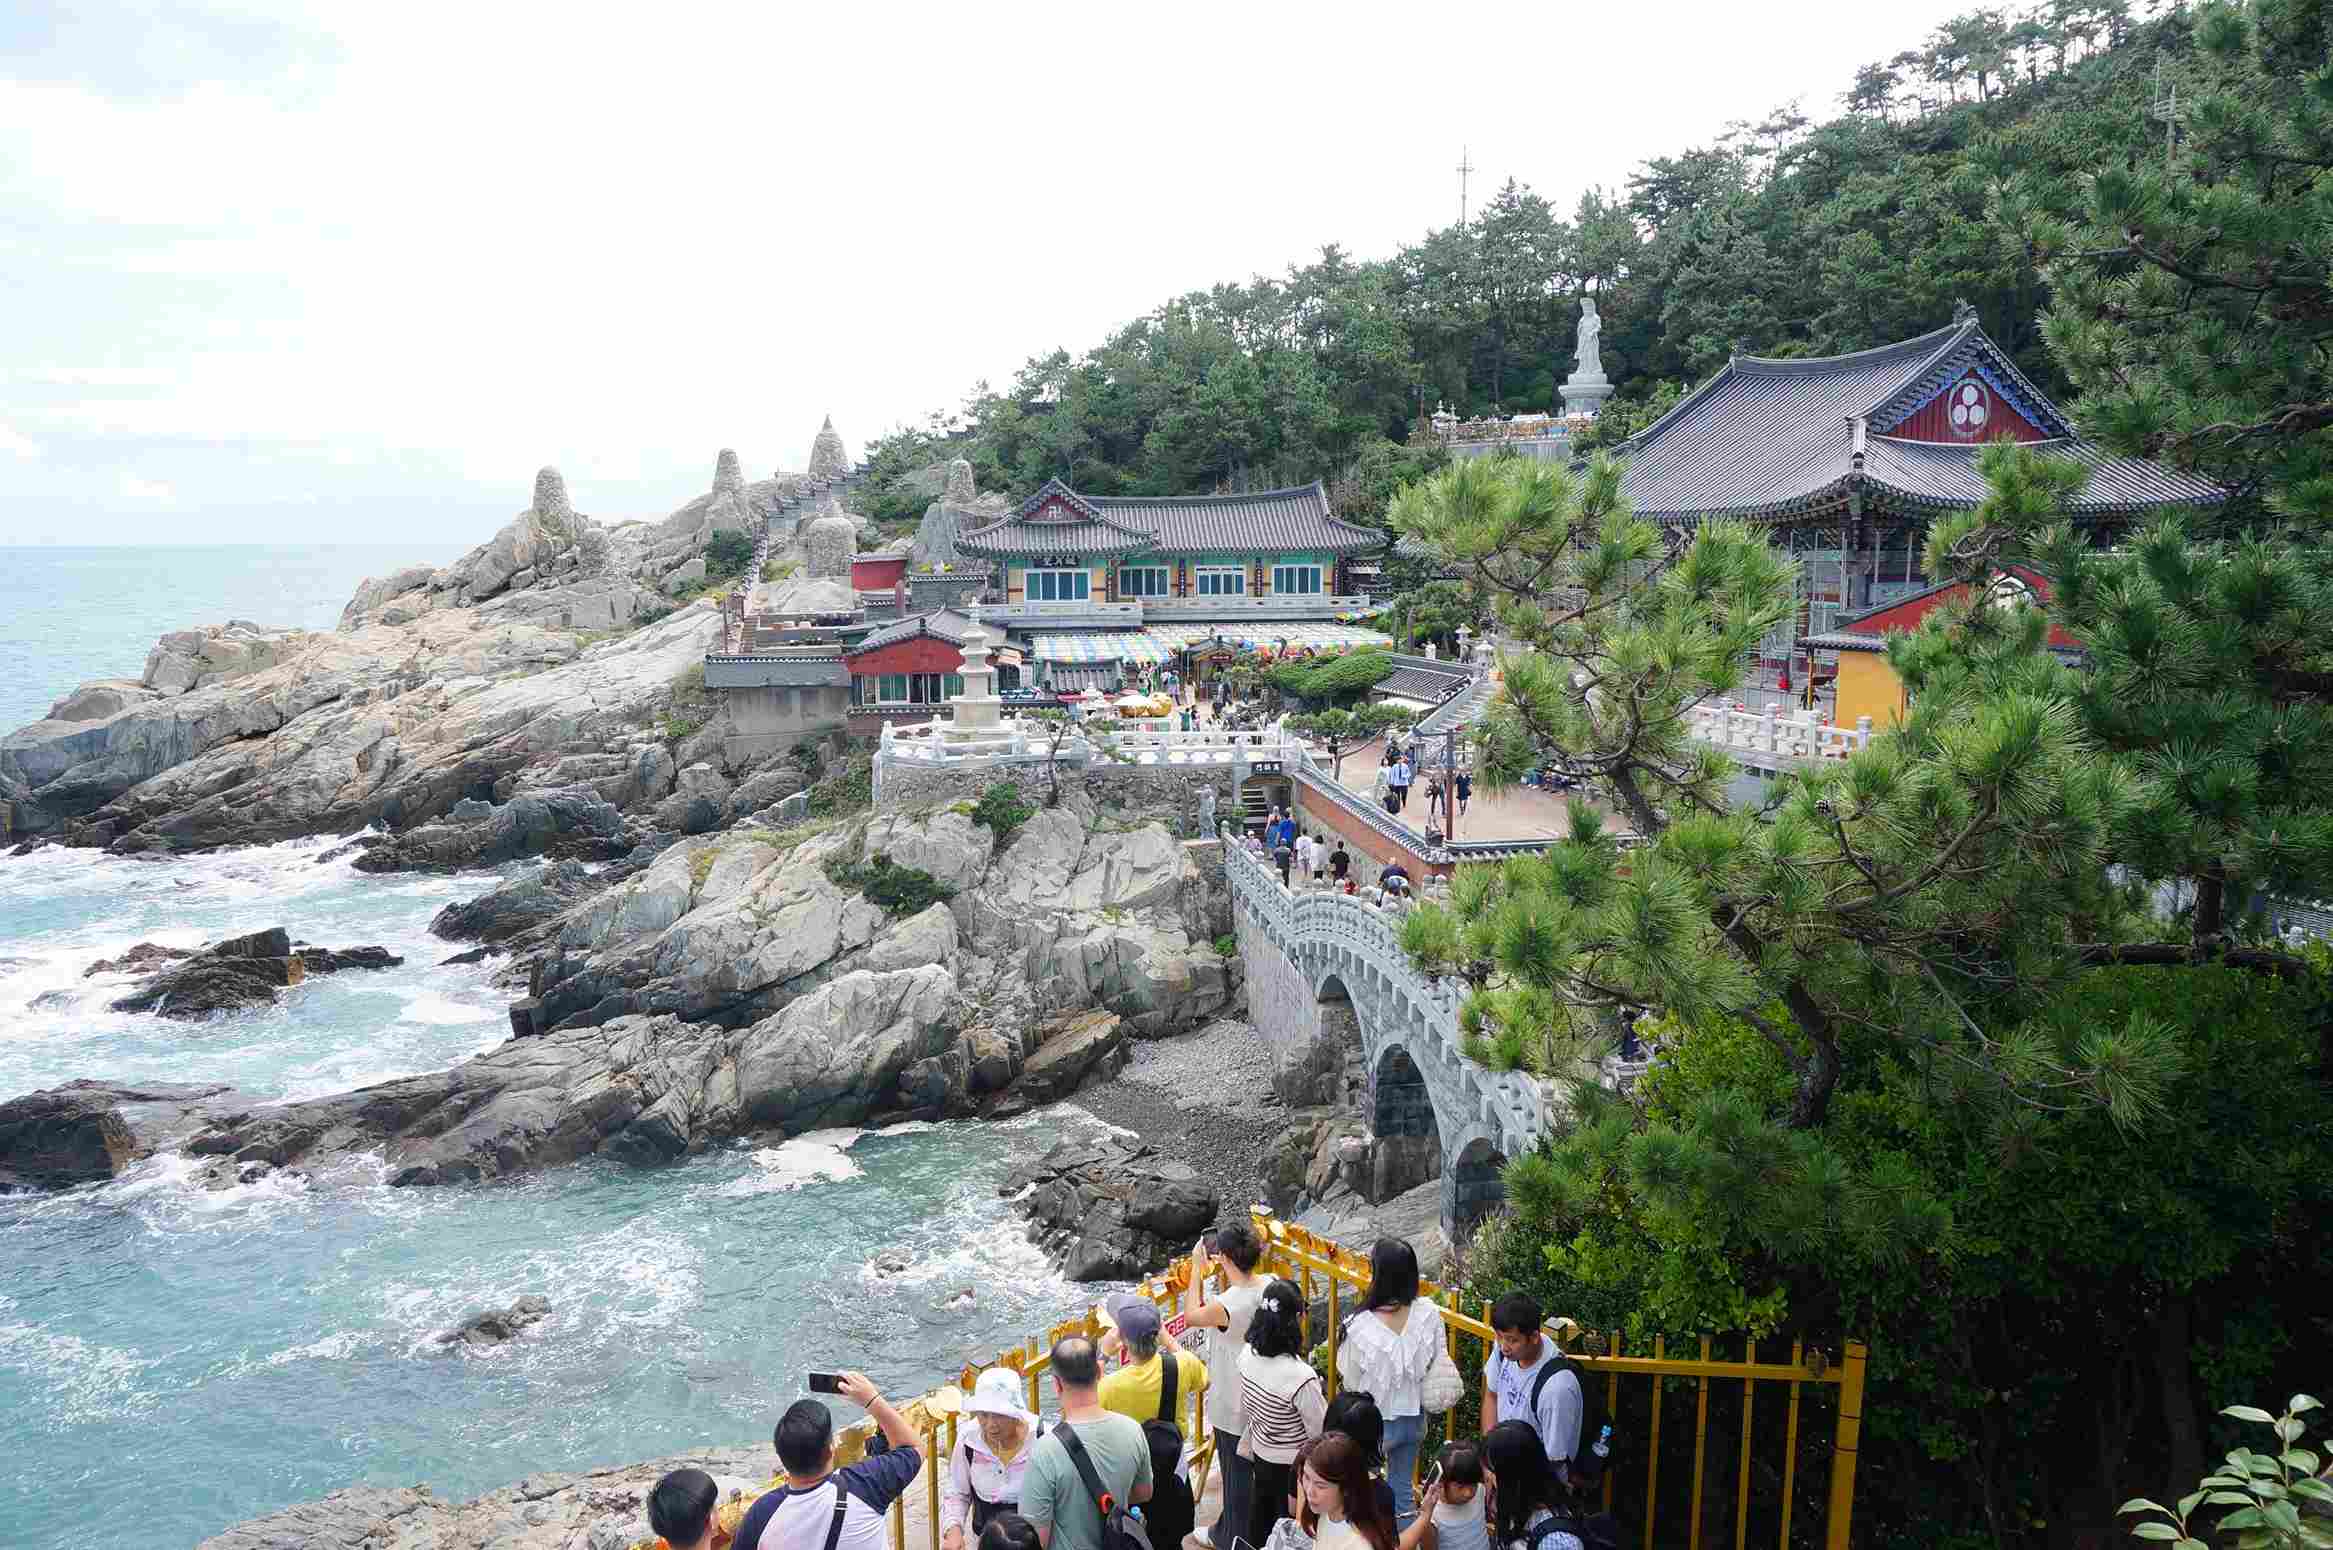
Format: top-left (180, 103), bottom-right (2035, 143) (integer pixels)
top-left (0, 1294), bottom-right (158, 1424)
top-left (394, 991), bottom-right (502, 1026)
top-left (713, 1131), bottom-right (867, 1198)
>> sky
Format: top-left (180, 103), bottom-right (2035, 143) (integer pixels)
top-left (0, 0), bottom-right (1981, 548)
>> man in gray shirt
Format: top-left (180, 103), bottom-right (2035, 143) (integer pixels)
top-left (1482, 1292), bottom-right (1584, 1482)
top-left (1023, 1335), bottom-right (1153, 1550)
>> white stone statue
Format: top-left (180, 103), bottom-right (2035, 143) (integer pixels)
top-left (1575, 297), bottom-right (1604, 382)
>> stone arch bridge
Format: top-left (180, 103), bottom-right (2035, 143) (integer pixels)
top-left (1223, 835), bottom-right (1553, 1236)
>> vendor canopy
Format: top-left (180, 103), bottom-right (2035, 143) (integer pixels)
top-left (1146, 622), bottom-right (1393, 652)
top-left (1025, 631), bottom-right (1172, 665)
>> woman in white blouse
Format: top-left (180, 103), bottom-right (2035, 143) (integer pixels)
top-left (940, 1367), bottom-right (1043, 1550)
top-left (1332, 1238), bottom-right (1446, 1526)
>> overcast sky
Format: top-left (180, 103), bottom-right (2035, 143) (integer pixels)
top-left (0, 0), bottom-right (1978, 548)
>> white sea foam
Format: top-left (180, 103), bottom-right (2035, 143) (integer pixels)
top-left (0, 1294), bottom-right (158, 1424)
top-left (714, 1130), bottom-right (867, 1197)
top-left (395, 991), bottom-right (500, 1026)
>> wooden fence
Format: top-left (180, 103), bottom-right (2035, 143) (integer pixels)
top-left (831, 1210), bottom-right (1866, 1550)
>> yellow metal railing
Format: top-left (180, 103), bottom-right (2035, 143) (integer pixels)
top-left (804, 1209), bottom-right (1865, 1550)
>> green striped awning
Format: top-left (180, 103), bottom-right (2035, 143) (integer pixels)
top-left (1146, 622), bottom-right (1393, 652)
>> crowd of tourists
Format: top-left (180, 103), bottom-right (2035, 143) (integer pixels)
top-left (640, 1227), bottom-right (1611, 1550)
top-left (1246, 811), bottom-right (1417, 910)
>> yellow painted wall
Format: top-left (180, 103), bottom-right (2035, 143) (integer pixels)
top-left (1833, 650), bottom-right (1907, 728)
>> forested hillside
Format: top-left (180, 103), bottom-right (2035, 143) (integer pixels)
top-left (863, 3), bottom-right (2194, 523)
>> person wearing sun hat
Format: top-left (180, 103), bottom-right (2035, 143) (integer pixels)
top-left (941, 1368), bottom-right (1046, 1550)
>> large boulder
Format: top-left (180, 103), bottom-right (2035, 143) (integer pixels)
top-left (352, 789), bottom-right (629, 873)
top-left (46, 680), bottom-right (157, 723)
top-left (1006, 1133), bottom-right (1220, 1281)
top-left (434, 1294), bottom-right (550, 1346)
top-left (430, 859), bottom-right (605, 945)
top-left (102, 926), bottom-right (401, 1018)
top-left (989, 1010), bottom-right (1127, 1113)
top-left (0, 1089), bottom-right (138, 1189)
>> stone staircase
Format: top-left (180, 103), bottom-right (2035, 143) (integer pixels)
top-left (747, 460), bottom-right (875, 583)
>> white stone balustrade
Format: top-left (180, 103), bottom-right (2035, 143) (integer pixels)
top-left (1686, 703), bottom-right (1875, 766)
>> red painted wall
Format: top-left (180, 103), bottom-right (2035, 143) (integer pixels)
top-left (852, 556), bottom-right (907, 590)
top-left (847, 636), bottom-right (964, 677)
top-left (1893, 369), bottom-right (2047, 444)
top-left (1846, 567), bottom-right (2080, 650)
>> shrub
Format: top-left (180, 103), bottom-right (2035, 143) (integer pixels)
top-left (971, 781), bottom-right (1035, 846)
top-left (1267, 649), bottom-right (1394, 708)
top-left (1212, 933), bottom-right (1237, 957)
top-left (822, 854), bottom-right (956, 916)
top-left (807, 753), bottom-right (873, 818)
top-left (762, 557), bottom-right (799, 582)
top-left (703, 529), bottom-right (755, 579)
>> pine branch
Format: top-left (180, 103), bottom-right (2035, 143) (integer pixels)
top-left (2071, 941), bottom-right (2316, 978)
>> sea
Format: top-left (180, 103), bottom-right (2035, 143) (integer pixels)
top-left (0, 546), bottom-right (1106, 1547)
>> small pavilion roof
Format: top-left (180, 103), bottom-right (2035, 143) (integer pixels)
top-left (1614, 317), bottom-right (2225, 522)
top-left (957, 478), bottom-right (1383, 558)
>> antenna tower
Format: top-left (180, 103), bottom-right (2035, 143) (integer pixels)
top-left (1457, 145), bottom-right (1475, 225)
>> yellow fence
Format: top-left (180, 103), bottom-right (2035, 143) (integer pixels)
top-left (831, 1210), bottom-right (1866, 1550)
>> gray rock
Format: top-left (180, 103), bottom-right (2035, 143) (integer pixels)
top-left (990, 1010), bottom-right (1126, 1112)
top-left (430, 859), bottom-right (604, 944)
top-left (808, 415), bottom-right (849, 481)
top-left (449, 797), bottom-right (495, 820)
top-left (436, 1294), bottom-right (551, 1346)
top-left (662, 557), bottom-right (707, 595)
top-left (46, 680), bottom-right (157, 723)
top-left (714, 448), bottom-right (744, 497)
top-left (533, 467), bottom-right (573, 524)
top-left (0, 1089), bottom-right (138, 1188)
top-left (730, 765), bottom-right (804, 816)
top-left (352, 789), bottom-right (628, 873)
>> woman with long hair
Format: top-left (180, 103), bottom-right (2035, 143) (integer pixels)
top-left (1481, 1421), bottom-right (1584, 1550)
top-left (1298, 1433), bottom-right (1398, 1550)
top-left (1333, 1237), bottom-right (1446, 1526)
top-left (1238, 1279), bottom-right (1327, 1550)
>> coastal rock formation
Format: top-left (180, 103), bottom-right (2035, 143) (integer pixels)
top-left (349, 788), bottom-right (630, 873)
top-left (102, 926), bottom-right (402, 1019)
top-left (429, 858), bottom-right (605, 945)
top-left (0, 597), bottom-right (721, 852)
top-left (913, 458), bottom-right (1008, 567)
top-left (191, 1449), bottom-right (771, 1550)
top-left (0, 1079), bottom-right (250, 1188)
top-left (436, 1294), bottom-right (551, 1346)
top-left (1005, 1133), bottom-right (1221, 1281)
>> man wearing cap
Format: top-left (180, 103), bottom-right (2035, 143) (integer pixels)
top-left (1096, 1292), bottom-right (1209, 1449)
top-left (941, 1368), bottom-right (1045, 1550)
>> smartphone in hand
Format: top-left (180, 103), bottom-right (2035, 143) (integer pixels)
top-left (808, 1371), bottom-right (845, 1394)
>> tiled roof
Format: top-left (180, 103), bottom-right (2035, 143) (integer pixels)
top-left (847, 609), bottom-right (977, 657)
top-left (1377, 663), bottom-right (1471, 702)
top-left (957, 479), bottom-right (1383, 558)
top-left (1614, 320), bottom-right (2226, 521)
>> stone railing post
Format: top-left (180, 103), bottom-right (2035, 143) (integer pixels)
top-left (1856, 715), bottom-right (1873, 750)
top-left (1761, 705), bottom-right (1778, 754)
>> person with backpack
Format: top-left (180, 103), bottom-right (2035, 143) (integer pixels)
top-left (1481, 1423), bottom-right (1586, 1550)
top-left (1183, 1223), bottom-right (1270, 1550)
top-left (1333, 1238), bottom-right (1447, 1526)
top-left (1481, 1294), bottom-right (1582, 1483)
top-left (942, 1368), bottom-right (1046, 1550)
top-left (1237, 1279), bottom-right (1327, 1550)
top-left (1023, 1336), bottom-right (1154, 1550)
top-left (1096, 1293), bottom-right (1204, 1550)
top-left (733, 1373), bottom-right (928, 1550)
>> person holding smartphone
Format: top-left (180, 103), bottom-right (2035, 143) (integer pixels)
top-left (1183, 1221), bottom-right (1271, 1550)
top-left (733, 1372), bottom-right (926, 1550)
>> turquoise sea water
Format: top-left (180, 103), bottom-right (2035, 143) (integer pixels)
top-left (0, 550), bottom-right (1098, 1547)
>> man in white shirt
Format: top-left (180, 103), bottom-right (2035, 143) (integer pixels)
top-left (1293, 831), bottom-right (1318, 883)
top-left (734, 1373), bottom-right (927, 1550)
top-left (1480, 1292), bottom-right (1583, 1481)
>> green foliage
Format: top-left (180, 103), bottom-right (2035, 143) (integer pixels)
top-left (702, 529), bottom-right (755, 580)
top-left (1571, 378), bottom-right (1684, 455)
top-left (662, 661), bottom-right (710, 744)
top-left (687, 846), bottom-right (718, 889)
top-left (807, 753), bottom-right (873, 818)
top-left (822, 853), bottom-right (957, 917)
top-left (1266, 649), bottom-right (1395, 709)
top-left (762, 556), bottom-right (799, 582)
top-left (1211, 933), bottom-right (1237, 958)
top-left (1285, 703), bottom-right (1410, 776)
top-left (2124, 1394), bottom-right (2333, 1548)
top-left (1469, 961), bottom-right (2333, 1546)
top-left (970, 780), bottom-right (1036, 846)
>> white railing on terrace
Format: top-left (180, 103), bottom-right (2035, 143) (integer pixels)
top-left (1142, 593), bottom-right (1378, 619)
top-left (975, 600), bottom-right (1145, 622)
top-left (1686, 702), bottom-right (1874, 765)
top-left (1219, 825), bottom-right (1555, 1152)
top-left (876, 717), bottom-right (1302, 769)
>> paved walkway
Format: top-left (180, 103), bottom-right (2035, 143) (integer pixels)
top-left (1334, 731), bottom-right (1616, 843)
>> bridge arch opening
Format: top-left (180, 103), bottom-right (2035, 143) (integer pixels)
top-left (1448, 1136), bottom-right (1508, 1238)
top-left (1366, 1044), bottom-right (1445, 1202)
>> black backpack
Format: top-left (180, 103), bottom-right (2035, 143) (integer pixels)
top-left (1144, 1353), bottom-right (1185, 1475)
top-left (1533, 1508), bottom-right (1623, 1550)
top-left (1526, 1353), bottom-right (1608, 1484)
top-left (1056, 1422), bottom-right (1155, 1550)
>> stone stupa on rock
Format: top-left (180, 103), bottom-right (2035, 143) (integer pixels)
top-left (713, 448), bottom-right (744, 498)
top-left (808, 416), bottom-right (849, 482)
top-left (804, 495), bottom-right (858, 579)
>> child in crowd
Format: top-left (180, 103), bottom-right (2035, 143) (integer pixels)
top-left (978, 1514), bottom-right (1042, 1550)
top-left (1428, 1442), bottom-right (1490, 1550)
top-left (646, 1468), bottom-right (719, 1550)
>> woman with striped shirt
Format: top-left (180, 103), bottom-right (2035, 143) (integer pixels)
top-left (1238, 1279), bottom-right (1326, 1550)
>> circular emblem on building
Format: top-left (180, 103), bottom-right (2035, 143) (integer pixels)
top-left (1949, 379), bottom-right (1991, 435)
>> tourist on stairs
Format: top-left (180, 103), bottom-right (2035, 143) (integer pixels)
top-left (1096, 1292), bottom-right (1203, 1549)
top-left (1481, 1294), bottom-right (1582, 1484)
top-left (734, 1372), bottom-right (927, 1550)
top-left (943, 1368), bottom-right (1046, 1550)
top-left (1482, 1422), bottom-right (1585, 1550)
top-left (1185, 1223), bottom-right (1270, 1550)
top-left (647, 1468), bottom-right (721, 1550)
top-left (1023, 1336), bottom-right (1153, 1550)
top-left (1238, 1280), bottom-right (1328, 1550)
top-left (1335, 1239), bottom-right (1447, 1527)
top-left (1425, 1444), bottom-right (1489, 1550)
top-left (1297, 1434), bottom-right (1402, 1550)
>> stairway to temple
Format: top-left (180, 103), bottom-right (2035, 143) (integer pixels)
top-left (748, 460), bottom-right (874, 580)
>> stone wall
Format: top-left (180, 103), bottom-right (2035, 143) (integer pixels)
top-left (873, 755), bottom-right (1235, 833)
top-left (1292, 785), bottom-right (1448, 890)
top-left (720, 684), bottom-right (849, 763)
top-left (1236, 904), bottom-right (1354, 1105)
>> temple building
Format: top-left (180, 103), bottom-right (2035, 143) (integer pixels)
top-left (1613, 307), bottom-right (2225, 657)
top-left (841, 609), bottom-right (1022, 734)
top-left (950, 478), bottom-right (1393, 691)
top-left (1799, 566), bottom-right (2086, 728)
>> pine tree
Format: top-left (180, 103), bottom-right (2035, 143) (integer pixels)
top-left (1388, 454), bottom-right (2173, 1127)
